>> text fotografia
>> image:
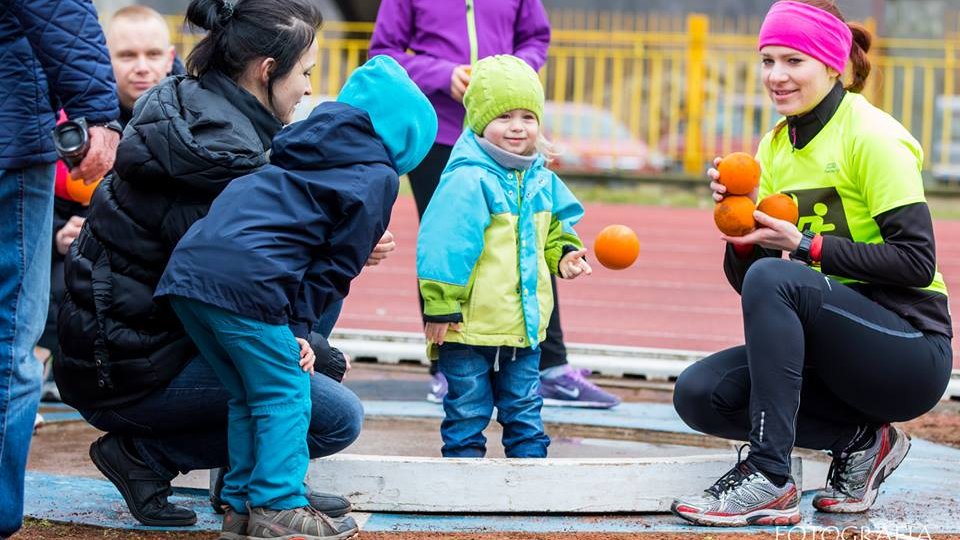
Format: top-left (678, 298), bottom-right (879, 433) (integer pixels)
top-left (775, 525), bottom-right (932, 540)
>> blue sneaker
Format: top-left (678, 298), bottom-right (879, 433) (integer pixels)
top-left (426, 372), bottom-right (447, 404)
top-left (539, 366), bottom-right (621, 409)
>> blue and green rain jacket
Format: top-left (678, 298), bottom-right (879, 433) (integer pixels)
top-left (416, 130), bottom-right (584, 357)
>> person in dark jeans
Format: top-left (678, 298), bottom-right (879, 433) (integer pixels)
top-left (670, 0), bottom-right (952, 527)
top-left (55, 0), bottom-right (361, 528)
top-left (370, 0), bottom-right (619, 408)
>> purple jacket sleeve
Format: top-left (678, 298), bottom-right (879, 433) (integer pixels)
top-left (368, 0), bottom-right (458, 96)
top-left (512, 0), bottom-right (551, 70)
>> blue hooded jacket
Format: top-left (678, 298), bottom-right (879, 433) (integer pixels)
top-left (156, 56), bottom-right (436, 337)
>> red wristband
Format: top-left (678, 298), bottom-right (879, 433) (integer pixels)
top-left (732, 243), bottom-right (755, 259)
top-left (810, 234), bottom-right (823, 263)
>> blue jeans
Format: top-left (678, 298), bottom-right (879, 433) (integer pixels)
top-left (78, 352), bottom-right (363, 479)
top-left (0, 164), bottom-right (55, 537)
top-left (314, 299), bottom-right (343, 338)
top-left (438, 343), bottom-right (550, 458)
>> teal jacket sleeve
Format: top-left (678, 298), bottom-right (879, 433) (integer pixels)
top-left (416, 167), bottom-right (491, 321)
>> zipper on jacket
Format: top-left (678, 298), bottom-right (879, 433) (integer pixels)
top-left (465, 0), bottom-right (479, 66)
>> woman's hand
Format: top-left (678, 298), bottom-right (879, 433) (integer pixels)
top-left (559, 249), bottom-right (593, 279)
top-left (424, 322), bottom-right (461, 345)
top-left (723, 210), bottom-right (803, 252)
top-left (450, 65), bottom-right (472, 103)
top-left (296, 337), bottom-right (316, 374)
top-left (708, 156), bottom-right (758, 204)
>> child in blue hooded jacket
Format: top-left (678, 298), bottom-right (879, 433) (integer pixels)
top-left (155, 55), bottom-right (436, 539)
top-left (417, 55), bottom-right (591, 459)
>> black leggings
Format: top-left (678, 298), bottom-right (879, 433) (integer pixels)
top-left (673, 258), bottom-right (952, 477)
top-left (411, 144), bottom-right (568, 373)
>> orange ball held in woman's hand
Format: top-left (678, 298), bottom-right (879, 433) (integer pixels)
top-left (594, 224), bottom-right (640, 270)
top-left (65, 173), bottom-right (103, 206)
top-left (714, 195), bottom-right (757, 237)
top-left (757, 193), bottom-right (799, 225)
top-left (717, 152), bottom-right (761, 195)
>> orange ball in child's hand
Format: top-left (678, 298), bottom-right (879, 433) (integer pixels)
top-left (717, 152), bottom-right (761, 195)
top-left (594, 224), bottom-right (640, 270)
top-left (714, 195), bottom-right (756, 237)
top-left (757, 193), bottom-right (799, 225)
top-left (65, 173), bottom-right (103, 206)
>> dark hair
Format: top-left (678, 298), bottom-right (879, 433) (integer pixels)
top-left (185, 0), bottom-right (322, 110)
top-left (770, 0), bottom-right (872, 136)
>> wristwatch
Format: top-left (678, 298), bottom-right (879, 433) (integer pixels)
top-left (789, 230), bottom-right (816, 265)
top-left (91, 119), bottom-right (124, 137)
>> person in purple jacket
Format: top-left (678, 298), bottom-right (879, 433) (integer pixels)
top-left (369, 0), bottom-right (621, 409)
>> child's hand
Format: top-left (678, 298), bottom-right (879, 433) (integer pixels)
top-left (559, 249), bottom-right (593, 279)
top-left (424, 322), bottom-right (462, 345)
top-left (365, 230), bottom-right (396, 267)
top-left (296, 337), bottom-right (315, 374)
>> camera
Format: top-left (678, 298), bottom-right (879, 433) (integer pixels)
top-left (52, 117), bottom-right (90, 170)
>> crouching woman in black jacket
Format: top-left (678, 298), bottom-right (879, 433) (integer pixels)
top-left (56, 0), bottom-right (361, 527)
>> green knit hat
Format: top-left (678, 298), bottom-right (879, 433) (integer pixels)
top-left (464, 55), bottom-right (545, 135)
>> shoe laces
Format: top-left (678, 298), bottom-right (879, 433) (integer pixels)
top-left (298, 504), bottom-right (337, 529)
top-left (825, 426), bottom-right (873, 495)
top-left (565, 368), bottom-right (601, 389)
top-left (706, 444), bottom-right (753, 498)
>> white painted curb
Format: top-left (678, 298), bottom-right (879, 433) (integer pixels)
top-left (307, 454), bottom-right (810, 513)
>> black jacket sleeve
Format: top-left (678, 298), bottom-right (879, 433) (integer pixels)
top-left (821, 202), bottom-right (936, 288)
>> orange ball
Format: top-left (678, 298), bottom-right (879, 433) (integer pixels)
top-left (717, 152), bottom-right (761, 195)
top-left (594, 224), bottom-right (639, 270)
top-left (757, 193), bottom-right (799, 225)
top-left (65, 173), bottom-right (102, 206)
top-left (714, 195), bottom-right (756, 236)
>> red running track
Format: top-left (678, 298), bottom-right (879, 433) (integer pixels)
top-left (339, 195), bottom-right (960, 367)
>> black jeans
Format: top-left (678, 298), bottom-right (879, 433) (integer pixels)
top-left (412, 144), bottom-right (567, 373)
top-left (673, 258), bottom-right (952, 477)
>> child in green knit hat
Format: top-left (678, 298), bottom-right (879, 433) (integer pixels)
top-left (416, 54), bottom-right (591, 458)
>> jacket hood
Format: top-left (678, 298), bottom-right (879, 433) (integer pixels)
top-left (336, 55), bottom-right (437, 175)
top-left (114, 74), bottom-right (274, 195)
top-left (270, 101), bottom-right (394, 171)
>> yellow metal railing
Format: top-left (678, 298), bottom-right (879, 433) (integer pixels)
top-left (166, 14), bottom-right (960, 178)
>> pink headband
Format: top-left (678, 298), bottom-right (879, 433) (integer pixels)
top-left (758, 1), bottom-right (853, 75)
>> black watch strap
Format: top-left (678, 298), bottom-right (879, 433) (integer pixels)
top-left (789, 230), bottom-right (816, 264)
top-left (91, 119), bottom-right (123, 137)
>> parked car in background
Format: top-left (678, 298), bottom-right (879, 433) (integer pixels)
top-left (541, 101), bottom-right (666, 174)
top-left (933, 95), bottom-right (960, 183)
top-left (659, 94), bottom-right (777, 170)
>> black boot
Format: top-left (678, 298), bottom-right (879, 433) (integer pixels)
top-left (210, 466), bottom-right (352, 517)
top-left (89, 433), bottom-right (197, 526)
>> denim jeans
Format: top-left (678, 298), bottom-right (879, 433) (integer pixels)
top-left (438, 343), bottom-right (550, 458)
top-left (78, 335), bottom-right (363, 499)
top-left (0, 164), bottom-right (55, 537)
top-left (313, 299), bottom-right (343, 338)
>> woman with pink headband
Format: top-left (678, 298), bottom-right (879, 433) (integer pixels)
top-left (671, 0), bottom-right (951, 527)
